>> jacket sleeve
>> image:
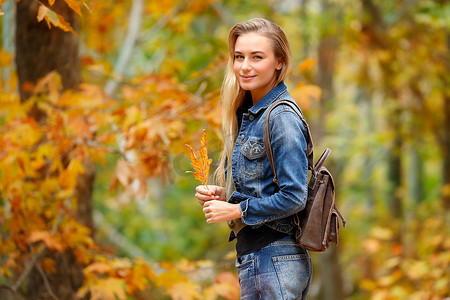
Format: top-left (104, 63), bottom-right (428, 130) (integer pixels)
top-left (229, 106), bottom-right (309, 226)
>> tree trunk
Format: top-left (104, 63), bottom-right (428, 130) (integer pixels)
top-left (15, 1), bottom-right (94, 299)
top-left (2, 0), bottom-right (15, 91)
top-left (358, 88), bottom-right (376, 210)
top-left (16, 1), bottom-right (81, 103)
top-left (443, 89), bottom-right (450, 212)
top-left (299, 0), bottom-right (310, 58)
top-left (442, 31), bottom-right (450, 213)
top-left (409, 147), bottom-right (424, 205)
top-left (314, 1), bottom-right (345, 299)
top-left (387, 106), bottom-right (403, 218)
top-left (361, 0), bottom-right (404, 219)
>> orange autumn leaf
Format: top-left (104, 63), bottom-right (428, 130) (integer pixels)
top-left (63, 0), bottom-right (82, 16)
top-left (77, 277), bottom-right (127, 300)
top-left (84, 262), bottom-right (113, 275)
top-left (36, 4), bottom-right (81, 37)
top-left (297, 58), bottom-right (316, 71)
top-left (29, 230), bottom-right (64, 253)
top-left (185, 129), bottom-right (212, 188)
top-left (40, 258), bottom-right (57, 273)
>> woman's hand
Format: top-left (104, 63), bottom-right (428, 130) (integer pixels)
top-left (202, 200), bottom-right (241, 223)
top-left (195, 185), bottom-right (226, 206)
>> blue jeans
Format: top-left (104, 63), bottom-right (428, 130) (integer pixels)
top-left (235, 235), bottom-right (312, 300)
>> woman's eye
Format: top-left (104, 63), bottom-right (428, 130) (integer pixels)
top-left (254, 56), bottom-right (262, 60)
top-left (235, 55), bottom-right (244, 60)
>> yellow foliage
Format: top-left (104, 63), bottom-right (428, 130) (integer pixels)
top-left (168, 282), bottom-right (202, 300)
top-left (360, 214), bottom-right (450, 299)
top-left (78, 277), bottom-right (127, 300)
top-left (62, 219), bottom-right (93, 249)
top-left (125, 259), bottom-right (156, 293)
top-left (0, 9), bottom-right (227, 298)
top-left (297, 58), bottom-right (316, 72)
top-left (59, 158), bottom-right (85, 188)
top-left (290, 83), bottom-right (321, 111)
top-left (442, 183), bottom-right (450, 197)
top-left (370, 226), bottom-right (394, 240)
top-left (204, 272), bottom-right (240, 300)
top-left (155, 267), bottom-right (189, 290)
top-left (80, 257), bottom-right (158, 299)
top-left (0, 49), bottom-right (12, 66)
top-left (146, 0), bottom-right (175, 18)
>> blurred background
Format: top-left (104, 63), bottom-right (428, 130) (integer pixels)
top-left (0, 0), bottom-right (449, 299)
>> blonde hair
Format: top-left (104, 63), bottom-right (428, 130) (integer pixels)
top-left (215, 18), bottom-right (292, 194)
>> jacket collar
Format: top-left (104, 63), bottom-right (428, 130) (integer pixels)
top-left (248, 81), bottom-right (287, 115)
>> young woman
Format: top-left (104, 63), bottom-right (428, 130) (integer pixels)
top-left (195, 18), bottom-right (312, 299)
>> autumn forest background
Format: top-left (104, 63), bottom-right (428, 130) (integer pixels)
top-left (0, 0), bottom-right (449, 299)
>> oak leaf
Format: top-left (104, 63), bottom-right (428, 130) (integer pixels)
top-left (185, 129), bottom-right (212, 188)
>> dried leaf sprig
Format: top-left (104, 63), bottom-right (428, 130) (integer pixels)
top-left (185, 129), bottom-right (212, 188)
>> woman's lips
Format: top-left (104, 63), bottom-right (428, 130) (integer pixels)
top-left (240, 75), bottom-right (256, 81)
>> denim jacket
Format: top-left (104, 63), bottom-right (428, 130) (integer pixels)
top-left (227, 82), bottom-right (310, 240)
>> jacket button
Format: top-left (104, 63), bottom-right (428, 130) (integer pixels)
top-left (249, 115), bottom-right (255, 121)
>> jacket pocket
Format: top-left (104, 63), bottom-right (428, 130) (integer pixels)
top-left (240, 138), bottom-right (265, 178)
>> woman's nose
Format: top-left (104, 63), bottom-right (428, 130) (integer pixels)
top-left (242, 58), bottom-right (251, 71)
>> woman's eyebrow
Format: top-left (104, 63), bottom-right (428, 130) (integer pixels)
top-left (234, 50), bottom-right (266, 54)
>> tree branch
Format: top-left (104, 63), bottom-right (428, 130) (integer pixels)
top-left (104, 0), bottom-right (188, 96)
top-left (11, 245), bottom-right (46, 292)
top-left (10, 213), bottom-right (64, 292)
top-left (103, 0), bottom-right (143, 96)
top-left (37, 265), bottom-right (59, 300)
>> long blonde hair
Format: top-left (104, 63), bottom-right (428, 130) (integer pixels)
top-left (215, 18), bottom-right (292, 195)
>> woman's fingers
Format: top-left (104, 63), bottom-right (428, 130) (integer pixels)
top-left (202, 200), bottom-right (240, 223)
top-left (197, 200), bottom-right (206, 207)
top-left (202, 202), bottom-right (213, 222)
top-left (195, 185), bottom-right (220, 206)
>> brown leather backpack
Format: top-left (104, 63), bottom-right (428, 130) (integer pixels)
top-left (264, 99), bottom-right (346, 252)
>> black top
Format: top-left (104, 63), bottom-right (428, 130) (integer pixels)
top-left (236, 225), bottom-right (288, 258)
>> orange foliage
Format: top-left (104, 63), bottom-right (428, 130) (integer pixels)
top-left (0, 52), bottom-right (223, 299)
top-left (204, 272), bottom-right (240, 300)
top-left (29, 230), bottom-right (64, 253)
top-left (185, 129), bottom-right (213, 188)
top-left (0, 1), bottom-right (237, 298)
top-left (37, 4), bottom-right (80, 37)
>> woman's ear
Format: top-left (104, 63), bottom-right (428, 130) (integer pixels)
top-left (276, 59), bottom-right (283, 71)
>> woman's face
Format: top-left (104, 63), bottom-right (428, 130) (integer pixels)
top-left (233, 32), bottom-right (283, 103)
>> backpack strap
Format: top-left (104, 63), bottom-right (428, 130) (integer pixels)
top-left (334, 207), bottom-right (347, 228)
top-left (263, 99), bottom-right (314, 187)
